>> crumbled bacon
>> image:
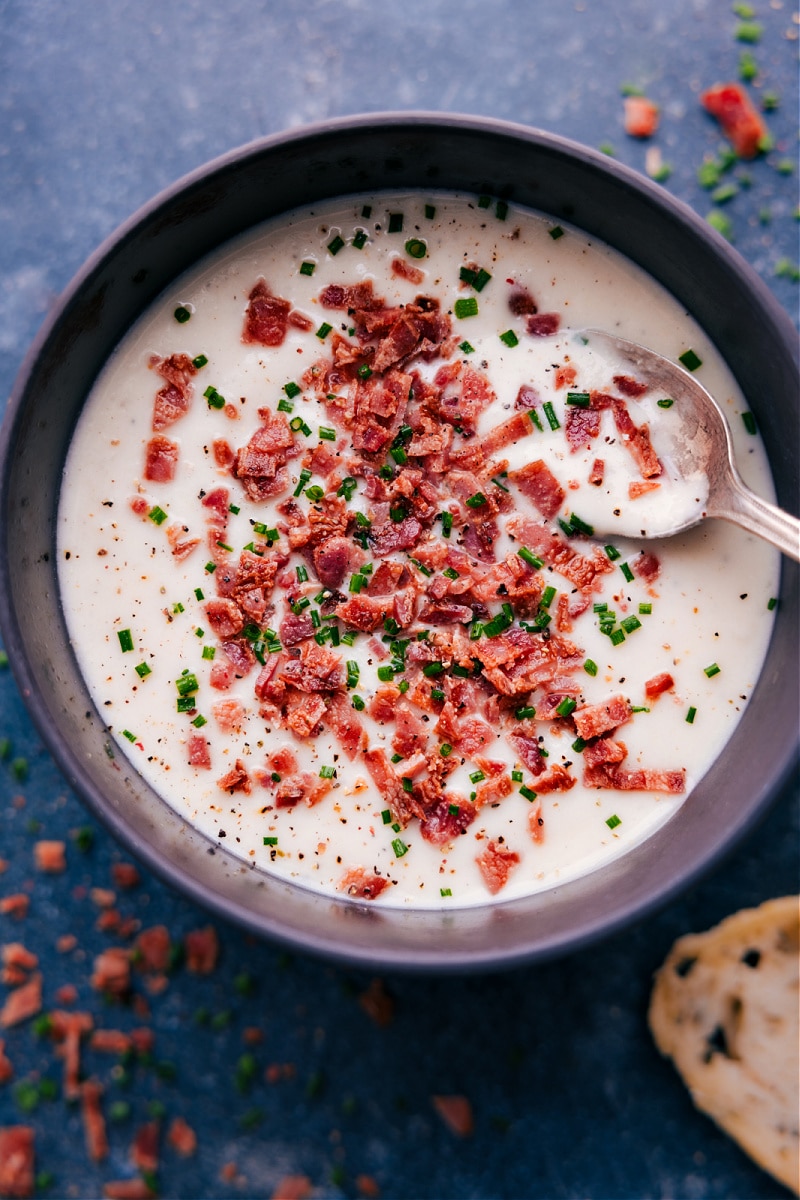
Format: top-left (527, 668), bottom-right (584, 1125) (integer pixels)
top-left (644, 671), bottom-right (674, 698)
top-left (0, 1126), bottom-right (35, 1199)
top-left (33, 841), bottom-right (66, 874)
top-left (81, 1078), bottom-right (108, 1161)
top-left (509, 459), bottom-right (565, 520)
top-left (184, 926), bottom-right (219, 974)
top-left (167, 1115), bottom-right (198, 1157)
top-left (242, 279), bottom-right (291, 346)
top-left (338, 868), bottom-right (390, 901)
top-left (475, 840), bottom-right (520, 895)
top-left (589, 458), bottom-right (605, 486)
top-left (623, 96), bottom-right (660, 139)
top-left (144, 435), bottom-right (179, 482)
top-left (632, 551), bottom-right (661, 582)
top-left (233, 407), bottom-right (297, 501)
top-left (573, 695), bottom-right (631, 740)
top-left (526, 312), bottom-right (560, 337)
top-left (217, 759), bottom-right (251, 794)
top-left (629, 480), bottom-right (661, 499)
top-left (613, 373), bottom-right (648, 398)
top-left (0, 973), bottom-right (42, 1029)
top-left (700, 81), bottom-right (768, 160)
top-left (187, 735), bottom-right (211, 769)
top-left (150, 353), bottom-right (196, 431)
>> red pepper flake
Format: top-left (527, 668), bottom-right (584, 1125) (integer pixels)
top-left (431, 1094), bottom-right (475, 1137)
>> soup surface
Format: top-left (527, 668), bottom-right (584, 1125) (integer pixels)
top-left (58, 191), bottom-right (779, 908)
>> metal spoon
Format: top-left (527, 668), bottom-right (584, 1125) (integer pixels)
top-left (581, 329), bottom-right (800, 561)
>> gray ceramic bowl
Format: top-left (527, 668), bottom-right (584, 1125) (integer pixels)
top-left (1, 114), bottom-right (797, 971)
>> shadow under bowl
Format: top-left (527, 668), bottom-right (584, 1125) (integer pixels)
top-left (1, 113), bottom-right (797, 971)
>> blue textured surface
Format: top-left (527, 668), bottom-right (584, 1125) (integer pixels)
top-left (0, 2), bottom-right (798, 1197)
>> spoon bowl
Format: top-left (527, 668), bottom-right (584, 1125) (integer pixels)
top-left (582, 329), bottom-right (800, 560)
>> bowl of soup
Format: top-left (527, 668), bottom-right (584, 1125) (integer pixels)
top-left (1, 113), bottom-right (797, 970)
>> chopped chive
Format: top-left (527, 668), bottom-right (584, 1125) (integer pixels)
top-left (357, 363), bottom-right (373, 380)
top-left (148, 505), bottom-right (168, 526)
top-left (337, 476), bottom-right (357, 501)
top-left (361, 204), bottom-right (372, 217)
top-left (499, 329), bottom-right (519, 348)
top-left (519, 785), bottom-right (537, 802)
top-left (515, 705), bottom-right (536, 720)
top-left (176, 696), bottom-right (195, 713)
top-left (318, 426), bottom-right (336, 442)
top-left (767, 597), bottom-right (778, 611)
top-left (296, 565), bottom-right (309, 583)
top-left (319, 765), bottom-right (336, 779)
top-left (377, 665), bottom-right (395, 682)
top-left (351, 694), bottom-right (366, 711)
top-left (283, 381), bottom-right (301, 399)
top-left (604, 544), bottom-right (621, 561)
top-left (605, 813), bottom-right (621, 830)
top-left (542, 402), bottom-right (560, 430)
top-left (584, 659), bottom-right (598, 676)
top-left (173, 305), bottom-right (191, 323)
top-left (327, 235), bottom-right (345, 255)
top-left (204, 385), bottom-right (225, 409)
top-left (704, 663), bottom-right (721, 677)
top-left (440, 744), bottom-right (453, 757)
top-left (381, 809), bottom-right (392, 825)
top-left (469, 769), bottom-right (486, 784)
top-left (293, 468), bottom-right (312, 497)
top-left (176, 672), bottom-right (199, 696)
top-left (192, 354), bottom-right (208, 369)
top-left (528, 408), bottom-right (544, 432)
top-left (571, 737), bottom-right (586, 753)
top-left (441, 511), bottom-right (453, 538)
top-left (483, 612), bottom-right (512, 637)
top-left (191, 714), bottom-right (207, 728)
top-left (135, 662), bottom-right (151, 679)
top-left (454, 296), bottom-right (479, 319)
top-left (495, 200), bottom-right (509, 220)
top-left (117, 629), bottom-right (134, 653)
top-left (290, 416), bottom-right (312, 436)
top-left (679, 348), bottom-right (702, 372)
top-left (638, 602), bottom-right (652, 615)
top-left (742, 411), bottom-right (757, 435)
top-left (122, 730), bottom-right (136, 743)
top-left (555, 697), bottom-right (577, 718)
top-left (277, 397), bottom-right (294, 414)
top-left (620, 562), bottom-right (635, 582)
top-left (465, 492), bottom-right (487, 508)
top-left (569, 513), bottom-right (594, 537)
top-left (459, 340), bottom-right (475, 354)
top-left (657, 398), bottom-right (675, 408)
top-left (263, 836), bottom-right (278, 846)
top-left (405, 238), bottom-right (427, 259)
top-left (609, 628), bottom-right (626, 646)
top-left (352, 230), bottom-right (368, 250)
top-left (620, 615), bottom-right (642, 634)
top-left (316, 322), bottom-right (332, 340)
top-left (172, 602), bottom-right (184, 614)
top-left (422, 661), bottom-right (444, 677)
top-left (549, 225), bottom-right (565, 240)
top-left (686, 706), bottom-right (697, 724)
top-left (388, 212), bottom-right (404, 233)
top-left (541, 586), bottom-right (556, 608)
top-left (425, 204), bottom-right (436, 219)
top-left (397, 679), bottom-right (410, 694)
top-left (566, 391), bottom-right (591, 407)
top-left (392, 838), bottom-right (408, 857)
top-left (518, 546), bottom-right (544, 569)
top-left (299, 261), bottom-right (316, 276)
top-left (202, 645), bottom-right (215, 660)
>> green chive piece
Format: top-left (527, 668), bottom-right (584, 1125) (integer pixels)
top-left (767, 597), bottom-right (778, 611)
top-left (555, 697), bottom-right (577, 718)
top-left (604, 545), bottom-right (621, 561)
top-left (686, 706), bottom-right (697, 724)
top-left (549, 225), bottom-right (565, 240)
top-left (542, 402), bottom-right (560, 431)
top-left (518, 547), bottom-right (544, 569)
top-left (495, 200), bottom-right (509, 220)
top-left (454, 297), bottom-right (479, 319)
top-left (440, 744), bottom-right (453, 757)
top-left (515, 705), bottom-right (536, 720)
top-left (519, 785), bottom-right (537, 802)
top-left (352, 230), bottom-right (368, 249)
top-left (657, 398), bottom-right (675, 408)
top-left (620, 616), bottom-right (642, 634)
top-left (584, 659), bottom-right (598, 677)
top-left (299, 261), bottom-right (316, 276)
top-left (327, 235), bottom-right (345, 255)
top-left (135, 662), bottom-right (151, 679)
top-left (605, 813), bottom-right (622, 830)
top-left (405, 238), bottom-right (426, 259)
top-left (465, 492), bottom-right (487, 509)
top-left (679, 349), bottom-right (703, 372)
top-left (620, 562), bottom-right (635, 583)
top-left (117, 629), bottom-right (134, 653)
top-left (148, 505), bottom-right (168, 526)
top-left (392, 837), bottom-right (409, 857)
top-left (459, 340), bottom-right (475, 354)
top-left (388, 212), bottom-right (404, 232)
top-left (263, 836), bottom-right (278, 846)
top-left (500, 329), bottom-right (519, 348)
top-left (316, 322), bottom-right (332, 340)
top-left (174, 305), bottom-right (191, 323)
top-left (704, 663), bottom-right (721, 677)
top-left (566, 391), bottom-right (591, 407)
top-left (192, 353), bottom-right (208, 369)
top-left (742, 411), bottom-right (757, 435)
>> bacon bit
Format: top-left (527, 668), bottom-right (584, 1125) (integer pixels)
top-left (1, 944), bottom-right (38, 975)
top-left (644, 672), bottom-right (675, 699)
top-left (110, 862), bottom-right (141, 891)
top-left (628, 480), bottom-right (661, 500)
top-left (133, 926), bottom-right (171, 975)
top-left (103, 1180), bottom-right (156, 1200)
top-left (573, 695), bottom-right (631, 740)
top-left (150, 353), bottom-right (196, 431)
top-left (243, 279), bottom-right (291, 346)
top-left (165, 523), bottom-right (200, 561)
top-left (532, 764), bottom-right (576, 793)
top-left (167, 1115), bottom-right (197, 1157)
top-left (0, 973), bottom-right (42, 1029)
top-left (32, 840), bottom-right (66, 874)
top-left (90, 887), bottom-right (117, 910)
top-left (508, 284), bottom-right (537, 316)
top-left (509, 459), bottom-right (565, 520)
top-left (358, 977), bottom-right (394, 1028)
top-left (338, 868), bottom-right (390, 901)
top-left (271, 1176), bottom-right (313, 1200)
top-left (144, 434), bottom-right (179, 482)
top-left (132, 1121), bottom-right (160, 1172)
top-left (610, 401), bottom-right (661, 479)
top-left (632, 551), bottom-right (661, 583)
top-left (554, 365), bottom-right (577, 390)
top-left (475, 841), bottom-right (520, 896)
top-left (54, 983), bottom-right (78, 1007)
top-left (187, 734), bottom-right (212, 770)
top-left (90, 947), bottom-right (132, 997)
top-left (613, 374), bottom-right (648, 398)
top-left (526, 312), bottom-right (560, 337)
top-left (582, 737), bottom-right (628, 769)
top-left (184, 926), bottom-right (219, 974)
top-left (56, 934), bottom-right (77, 954)
top-left (217, 758), bottom-right (252, 795)
top-left (81, 1078), bottom-right (108, 1161)
top-left (431, 1094), bottom-right (475, 1137)
top-left (0, 895), bottom-right (29, 920)
top-left (265, 1062), bottom-right (297, 1084)
top-left (565, 405), bottom-right (601, 452)
top-left (51, 1010), bottom-right (93, 1100)
top-left (90, 1029), bottom-right (132, 1055)
top-left (220, 1163), bottom-right (238, 1183)
top-left (320, 279), bottom-right (383, 312)
top-left (0, 1126), bottom-right (35, 1199)
top-left (355, 1175), bottom-right (382, 1199)
top-left (585, 762), bottom-right (685, 793)
top-left (391, 255), bottom-right (425, 284)
top-left (589, 458), bottom-right (605, 486)
top-left (205, 596), bottom-right (245, 640)
top-left (623, 95), bottom-right (660, 138)
top-left (0, 1038), bottom-right (14, 1084)
top-left (528, 801), bottom-right (545, 843)
top-left (242, 1026), bottom-right (264, 1045)
top-left (325, 693), bottom-right (367, 760)
top-left (700, 82), bottom-right (768, 160)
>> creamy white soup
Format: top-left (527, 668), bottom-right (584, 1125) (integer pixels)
top-left (57, 192), bottom-right (779, 908)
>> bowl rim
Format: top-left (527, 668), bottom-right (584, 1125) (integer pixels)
top-left (1, 110), bottom-right (797, 972)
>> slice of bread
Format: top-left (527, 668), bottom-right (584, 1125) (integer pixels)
top-left (649, 896), bottom-right (799, 1195)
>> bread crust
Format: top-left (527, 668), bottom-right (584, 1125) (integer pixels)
top-left (649, 896), bottom-right (799, 1195)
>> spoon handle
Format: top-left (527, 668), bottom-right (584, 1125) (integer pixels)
top-left (712, 472), bottom-right (800, 562)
